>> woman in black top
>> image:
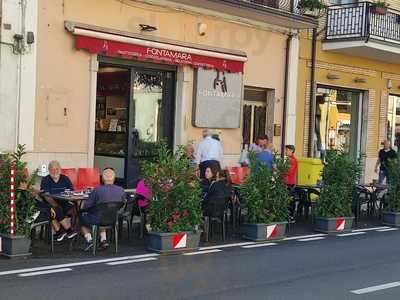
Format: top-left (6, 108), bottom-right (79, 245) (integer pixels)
top-left (201, 166), bottom-right (231, 215)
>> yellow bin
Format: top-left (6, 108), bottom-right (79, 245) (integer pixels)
top-left (297, 157), bottom-right (323, 185)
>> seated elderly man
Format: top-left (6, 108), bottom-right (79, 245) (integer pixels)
top-left (40, 160), bottom-right (78, 242)
top-left (80, 168), bottom-right (126, 251)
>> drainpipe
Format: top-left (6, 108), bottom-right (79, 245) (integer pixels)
top-left (308, 28), bottom-right (317, 157)
top-left (281, 33), bottom-right (293, 156)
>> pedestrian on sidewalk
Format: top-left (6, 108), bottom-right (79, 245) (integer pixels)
top-left (375, 140), bottom-right (397, 184)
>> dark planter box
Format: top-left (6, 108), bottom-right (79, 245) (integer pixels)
top-left (242, 222), bottom-right (287, 242)
top-left (0, 234), bottom-right (31, 258)
top-left (370, 6), bottom-right (388, 15)
top-left (148, 231), bottom-right (201, 254)
top-left (314, 217), bottom-right (354, 234)
top-left (382, 212), bottom-right (400, 227)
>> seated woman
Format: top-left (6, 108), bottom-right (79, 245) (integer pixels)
top-left (135, 179), bottom-right (151, 210)
top-left (201, 165), bottom-right (231, 216)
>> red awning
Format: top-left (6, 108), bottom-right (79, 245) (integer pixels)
top-left (75, 35), bottom-right (245, 73)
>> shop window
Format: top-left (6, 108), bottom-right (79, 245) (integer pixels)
top-left (387, 94), bottom-right (400, 151)
top-left (314, 87), bottom-right (362, 159)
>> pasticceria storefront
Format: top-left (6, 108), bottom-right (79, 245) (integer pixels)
top-left (28, 0), bottom-right (316, 187)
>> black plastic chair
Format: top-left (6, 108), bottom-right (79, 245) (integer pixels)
top-left (30, 196), bottom-right (54, 253)
top-left (30, 214), bottom-right (54, 254)
top-left (119, 195), bottom-right (145, 240)
top-left (353, 185), bottom-right (372, 224)
top-left (203, 197), bottom-right (229, 242)
top-left (91, 202), bottom-right (124, 256)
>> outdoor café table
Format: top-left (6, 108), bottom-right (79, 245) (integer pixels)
top-left (362, 183), bottom-right (388, 218)
top-left (52, 192), bottom-right (89, 211)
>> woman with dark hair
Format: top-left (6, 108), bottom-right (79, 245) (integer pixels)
top-left (201, 165), bottom-right (231, 215)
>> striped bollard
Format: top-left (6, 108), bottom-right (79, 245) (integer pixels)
top-left (9, 164), bottom-right (15, 236)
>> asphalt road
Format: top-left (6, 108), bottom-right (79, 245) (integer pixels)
top-left (1, 227), bottom-right (400, 300)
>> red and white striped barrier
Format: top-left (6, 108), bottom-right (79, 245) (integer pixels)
top-left (266, 225), bottom-right (278, 240)
top-left (172, 233), bottom-right (187, 249)
top-left (336, 218), bottom-right (345, 231)
top-left (9, 164), bottom-right (15, 236)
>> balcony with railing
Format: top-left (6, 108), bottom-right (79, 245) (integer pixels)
top-left (167, 0), bottom-right (318, 29)
top-left (323, 2), bottom-right (400, 62)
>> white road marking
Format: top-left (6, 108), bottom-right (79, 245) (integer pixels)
top-left (242, 242), bottom-right (278, 248)
top-left (297, 237), bottom-right (326, 242)
top-left (377, 228), bottom-right (399, 232)
top-left (337, 232), bottom-right (366, 237)
top-left (352, 226), bottom-right (389, 232)
top-left (199, 242), bottom-right (255, 250)
top-left (184, 249), bottom-right (222, 256)
top-left (283, 234), bottom-right (326, 241)
top-left (106, 257), bottom-right (158, 266)
top-left (0, 253), bottom-right (159, 276)
top-left (351, 281), bottom-right (400, 295)
top-left (18, 268), bottom-right (72, 277)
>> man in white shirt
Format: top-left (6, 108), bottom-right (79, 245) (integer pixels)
top-left (195, 129), bottom-right (224, 178)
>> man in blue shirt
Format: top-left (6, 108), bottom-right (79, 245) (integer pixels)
top-left (256, 149), bottom-right (276, 171)
top-left (40, 160), bottom-right (78, 242)
top-left (80, 168), bottom-right (126, 251)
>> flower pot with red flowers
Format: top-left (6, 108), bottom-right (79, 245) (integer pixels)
top-left (142, 142), bottom-right (202, 254)
top-left (241, 152), bottom-right (291, 242)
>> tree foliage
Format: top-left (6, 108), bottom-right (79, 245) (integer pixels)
top-left (241, 152), bottom-right (291, 224)
top-left (0, 145), bottom-right (38, 236)
top-left (386, 155), bottom-right (400, 212)
top-left (316, 150), bottom-right (361, 218)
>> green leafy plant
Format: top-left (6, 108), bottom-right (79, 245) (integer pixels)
top-left (316, 150), bottom-right (361, 218)
top-left (297, 0), bottom-right (327, 15)
top-left (141, 141), bottom-right (202, 232)
top-left (241, 152), bottom-right (291, 224)
top-left (0, 144), bottom-right (38, 236)
top-left (385, 156), bottom-right (400, 212)
top-left (373, 0), bottom-right (389, 8)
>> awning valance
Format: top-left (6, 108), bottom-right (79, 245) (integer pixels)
top-left (68, 25), bottom-right (247, 73)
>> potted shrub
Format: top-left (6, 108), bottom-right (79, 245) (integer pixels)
top-left (297, 0), bottom-right (328, 18)
top-left (241, 152), bottom-right (291, 241)
top-left (0, 145), bottom-right (38, 257)
top-left (382, 156), bottom-right (400, 226)
top-left (142, 142), bottom-right (202, 254)
top-left (314, 150), bottom-right (361, 233)
top-left (370, 1), bottom-right (389, 15)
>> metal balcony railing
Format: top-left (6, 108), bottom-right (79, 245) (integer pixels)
top-left (325, 2), bottom-right (400, 44)
top-left (241, 0), bottom-right (300, 14)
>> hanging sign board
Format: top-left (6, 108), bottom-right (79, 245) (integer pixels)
top-left (193, 69), bottom-right (243, 128)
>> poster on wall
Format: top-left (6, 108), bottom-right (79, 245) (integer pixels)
top-left (193, 69), bottom-right (243, 128)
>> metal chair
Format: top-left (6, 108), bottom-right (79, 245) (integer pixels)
top-left (119, 194), bottom-right (145, 240)
top-left (203, 197), bottom-right (229, 242)
top-left (91, 202), bottom-right (124, 256)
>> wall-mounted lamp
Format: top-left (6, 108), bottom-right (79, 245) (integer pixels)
top-left (198, 23), bottom-right (207, 36)
top-left (327, 73), bottom-right (340, 80)
top-left (139, 24), bottom-right (157, 32)
top-left (388, 79), bottom-right (393, 89)
top-left (354, 77), bottom-right (367, 83)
